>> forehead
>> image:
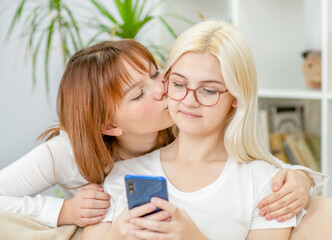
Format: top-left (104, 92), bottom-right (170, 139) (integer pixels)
top-left (171, 52), bottom-right (224, 82)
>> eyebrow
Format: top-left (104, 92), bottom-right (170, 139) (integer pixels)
top-left (170, 72), bottom-right (224, 85)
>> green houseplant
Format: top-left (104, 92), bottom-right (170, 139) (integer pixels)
top-left (87, 0), bottom-right (193, 67)
top-left (7, 0), bottom-right (193, 93)
top-left (7, 0), bottom-right (84, 93)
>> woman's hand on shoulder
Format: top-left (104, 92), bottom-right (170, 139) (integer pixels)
top-left (258, 169), bottom-right (313, 222)
top-left (129, 197), bottom-right (208, 240)
top-left (57, 183), bottom-right (110, 227)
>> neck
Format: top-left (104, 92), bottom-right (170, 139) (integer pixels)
top-left (166, 130), bottom-right (228, 163)
top-left (113, 132), bottom-right (159, 160)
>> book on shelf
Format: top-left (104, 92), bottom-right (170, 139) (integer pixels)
top-left (259, 104), bottom-right (321, 171)
top-left (306, 136), bottom-right (321, 168)
top-left (282, 141), bottom-right (299, 165)
top-left (283, 133), bottom-right (320, 172)
top-left (269, 132), bottom-right (290, 164)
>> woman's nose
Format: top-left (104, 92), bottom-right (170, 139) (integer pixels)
top-left (153, 80), bottom-right (166, 101)
top-left (181, 90), bottom-right (200, 107)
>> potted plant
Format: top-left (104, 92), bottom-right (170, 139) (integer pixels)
top-left (7, 0), bottom-right (194, 93)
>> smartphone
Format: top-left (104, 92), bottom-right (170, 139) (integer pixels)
top-left (125, 174), bottom-right (168, 215)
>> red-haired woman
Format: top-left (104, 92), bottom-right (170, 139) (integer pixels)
top-left (0, 40), bottom-right (326, 229)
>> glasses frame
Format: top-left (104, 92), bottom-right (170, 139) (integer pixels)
top-left (162, 79), bottom-right (228, 107)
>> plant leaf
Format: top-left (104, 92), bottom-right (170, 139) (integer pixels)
top-left (114, 0), bottom-right (126, 23)
top-left (158, 16), bottom-right (177, 38)
top-left (5, 0), bottom-right (27, 41)
top-left (63, 5), bottom-right (83, 48)
top-left (87, 30), bottom-right (105, 46)
top-left (32, 29), bottom-right (47, 90)
top-left (90, 0), bottom-right (118, 24)
top-left (163, 12), bottom-right (196, 25)
top-left (66, 25), bottom-right (78, 51)
top-left (44, 17), bottom-right (56, 94)
top-left (137, 0), bottom-right (147, 19)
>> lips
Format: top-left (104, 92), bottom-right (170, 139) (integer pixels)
top-left (179, 109), bottom-right (202, 118)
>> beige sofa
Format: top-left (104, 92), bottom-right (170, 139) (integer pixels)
top-left (0, 196), bottom-right (330, 239)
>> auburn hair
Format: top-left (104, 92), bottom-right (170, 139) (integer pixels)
top-left (39, 40), bottom-right (174, 184)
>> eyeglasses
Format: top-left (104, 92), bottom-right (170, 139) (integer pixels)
top-left (163, 79), bottom-right (228, 107)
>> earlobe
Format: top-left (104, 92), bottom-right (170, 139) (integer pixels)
top-left (232, 99), bottom-right (237, 108)
top-left (101, 124), bottom-right (123, 136)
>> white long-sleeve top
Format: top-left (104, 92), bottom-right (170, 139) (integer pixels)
top-left (0, 131), bottom-right (328, 228)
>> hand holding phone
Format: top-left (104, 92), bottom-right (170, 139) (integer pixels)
top-left (125, 175), bottom-right (168, 215)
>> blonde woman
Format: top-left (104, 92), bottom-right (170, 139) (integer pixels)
top-left (83, 21), bottom-right (327, 239)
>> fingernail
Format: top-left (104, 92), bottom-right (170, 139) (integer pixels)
top-left (272, 184), bottom-right (280, 190)
top-left (266, 214), bottom-right (273, 220)
top-left (261, 210), bottom-right (266, 216)
top-left (258, 203), bottom-right (264, 208)
top-left (277, 217), bottom-right (283, 222)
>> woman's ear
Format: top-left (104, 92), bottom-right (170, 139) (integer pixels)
top-left (232, 99), bottom-right (237, 108)
top-left (101, 124), bottom-right (123, 136)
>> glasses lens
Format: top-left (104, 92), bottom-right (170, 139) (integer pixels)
top-left (167, 80), bottom-right (187, 100)
top-left (196, 86), bottom-right (220, 106)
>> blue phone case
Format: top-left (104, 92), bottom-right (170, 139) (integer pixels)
top-left (125, 175), bottom-right (168, 214)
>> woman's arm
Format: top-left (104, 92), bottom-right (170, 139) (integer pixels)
top-left (246, 228), bottom-right (292, 240)
top-left (258, 157), bottom-right (328, 222)
top-left (274, 156), bottom-right (328, 195)
top-left (0, 135), bottom-right (110, 228)
top-left (82, 222), bottom-right (112, 240)
top-left (0, 140), bottom-right (66, 227)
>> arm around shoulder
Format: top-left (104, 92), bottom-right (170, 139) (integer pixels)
top-left (273, 156), bottom-right (328, 195)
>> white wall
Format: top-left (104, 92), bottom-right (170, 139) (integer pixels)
top-left (0, 2), bottom-right (61, 170)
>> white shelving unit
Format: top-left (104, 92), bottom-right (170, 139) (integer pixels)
top-left (160, 0), bottom-right (331, 196)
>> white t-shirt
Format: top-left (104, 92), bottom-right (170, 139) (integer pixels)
top-left (103, 150), bottom-right (307, 240)
top-left (0, 131), bottom-right (328, 228)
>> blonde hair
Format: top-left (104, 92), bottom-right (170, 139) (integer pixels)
top-left (165, 20), bottom-right (279, 167)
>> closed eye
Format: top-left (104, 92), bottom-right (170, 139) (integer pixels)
top-left (172, 81), bottom-right (185, 88)
top-left (151, 70), bottom-right (160, 80)
top-left (132, 88), bottom-right (145, 101)
top-left (200, 87), bottom-right (219, 96)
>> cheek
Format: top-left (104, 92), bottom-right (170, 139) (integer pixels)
top-left (167, 100), bottom-right (178, 118)
top-left (131, 100), bottom-right (160, 121)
